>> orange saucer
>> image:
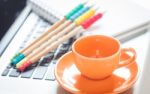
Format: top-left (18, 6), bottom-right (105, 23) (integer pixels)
top-left (55, 52), bottom-right (139, 94)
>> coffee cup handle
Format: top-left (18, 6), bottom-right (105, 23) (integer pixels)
top-left (118, 47), bottom-right (137, 68)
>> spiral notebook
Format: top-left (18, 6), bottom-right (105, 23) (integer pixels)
top-left (27, 0), bottom-right (150, 42)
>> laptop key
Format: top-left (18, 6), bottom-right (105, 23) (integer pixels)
top-left (39, 52), bottom-right (54, 66)
top-left (39, 58), bottom-right (51, 66)
top-left (33, 66), bottom-right (48, 80)
top-left (21, 66), bottom-right (36, 78)
top-left (9, 69), bottom-right (21, 77)
top-left (61, 43), bottom-right (70, 49)
top-left (60, 46), bottom-right (69, 52)
top-left (30, 62), bottom-right (39, 67)
top-left (52, 60), bottom-right (57, 64)
top-left (6, 64), bottom-right (13, 69)
top-left (54, 47), bottom-right (68, 60)
top-left (63, 38), bottom-right (72, 45)
top-left (65, 37), bottom-right (75, 45)
top-left (1, 69), bottom-right (10, 76)
top-left (45, 63), bottom-right (55, 81)
top-left (54, 51), bottom-right (64, 60)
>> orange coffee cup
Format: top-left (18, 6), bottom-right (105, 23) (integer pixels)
top-left (72, 35), bottom-right (136, 79)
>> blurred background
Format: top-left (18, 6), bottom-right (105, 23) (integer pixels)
top-left (0, 0), bottom-right (26, 41)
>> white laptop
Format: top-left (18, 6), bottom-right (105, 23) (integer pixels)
top-left (0, 0), bottom-right (150, 94)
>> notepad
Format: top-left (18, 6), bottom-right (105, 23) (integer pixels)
top-left (27, 0), bottom-right (150, 41)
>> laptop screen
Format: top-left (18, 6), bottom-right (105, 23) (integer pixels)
top-left (0, 0), bottom-right (26, 41)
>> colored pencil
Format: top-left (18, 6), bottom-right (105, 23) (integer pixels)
top-left (16, 13), bottom-right (103, 71)
top-left (10, 2), bottom-right (87, 65)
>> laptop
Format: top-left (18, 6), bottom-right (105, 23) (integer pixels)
top-left (0, 0), bottom-right (150, 94)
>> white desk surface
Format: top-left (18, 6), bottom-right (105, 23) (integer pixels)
top-left (130, 0), bottom-right (150, 11)
top-left (122, 0), bottom-right (150, 93)
top-left (120, 30), bottom-right (150, 94)
top-left (116, 0), bottom-right (150, 93)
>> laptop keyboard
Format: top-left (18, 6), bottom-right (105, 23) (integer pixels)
top-left (1, 13), bottom-right (76, 81)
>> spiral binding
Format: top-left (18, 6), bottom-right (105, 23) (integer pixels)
top-left (27, 0), bottom-right (60, 24)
